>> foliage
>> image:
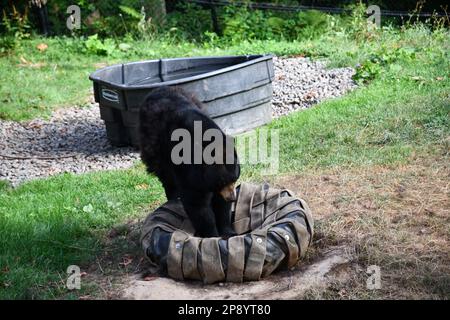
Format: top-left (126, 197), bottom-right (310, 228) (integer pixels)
top-left (353, 46), bottom-right (417, 84)
top-left (165, 2), bottom-right (213, 42)
top-left (0, 36), bottom-right (17, 55)
top-left (215, 6), bottom-right (330, 43)
top-left (0, 4), bottom-right (31, 38)
top-left (287, 10), bottom-right (330, 39)
top-left (0, 4), bottom-right (31, 53)
top-left (83, 34), bottom-right (116, 56)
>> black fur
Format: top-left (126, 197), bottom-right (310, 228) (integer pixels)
top-left (139, 86), bottom-right (240, 237)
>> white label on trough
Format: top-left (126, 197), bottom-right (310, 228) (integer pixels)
top-left (102, 88), bottom-right (119, 103)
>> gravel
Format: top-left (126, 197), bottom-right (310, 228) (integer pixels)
top-left (0, 57), bottom-right (356, 186)
top-left (0, 103), bottom-right (140, 186)
top-left (272, 57), bottom-right (356, 117)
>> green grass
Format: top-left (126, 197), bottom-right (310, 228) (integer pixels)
top-left (0, 167), bottom-right (164, 299)
top-left (273, 73), bottom-right (449, 172)
top-left (0, 25), bottom-right (449, 299)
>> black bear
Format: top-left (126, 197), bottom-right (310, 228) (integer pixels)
top-left (139, 86), bottom-right (240, 238)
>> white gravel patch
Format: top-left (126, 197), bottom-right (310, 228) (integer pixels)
top-left (0, 57), bottom-right (356, 186)
top-left (0, 104), bottom-right (140, 186)
top-left (272, 57), bottom-right (356, 117)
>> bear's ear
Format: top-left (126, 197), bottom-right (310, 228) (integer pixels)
top-left (188, 93), bottom-right (205, 110)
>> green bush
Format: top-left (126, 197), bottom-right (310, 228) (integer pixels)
top-left (9, 0), bottom-right (157, 38)
top-left (220, 5), bottom-right (330, 43)
top-left (0, 36), bottom-right (17, 54)
top-left (84, 34), bottom-right (116, 56)
top-left (0, 3), bottom-right (32, 54)
top-left (293, 10), bottom-right (330, 39)
top-left (1, 3), bottom-right (31, 39)
top-left (353, 46), bottom-right (418, 84)
top-left (165, 2), bottom-right (213, 41)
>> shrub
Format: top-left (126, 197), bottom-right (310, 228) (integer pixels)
top-left (84, 34), bottom-right (116, 56)
top-left (289, 10), bottom-right (330, 39)
top-left (353, 46), bottom-right (417, 84)
top-left (1, 3), bottom-right (31, 39)
top-left (165, 2), bottom-right (213, 41)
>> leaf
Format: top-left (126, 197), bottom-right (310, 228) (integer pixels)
top-left (411, 76), bottom-right (425, 82)
top-left (107, 201), bottom-right (121, 209)
top-left (36, 43), bottom-right (48, 52)
top-left (82, 204), bottom-right (94, 213)
top-left (267, 17), bottom-right (285, 32)
top-left (119, 256), bottom-right (133, 267)
top-left (389, 64), bottom-right (402, 72)
top-left (135, 183), bottom-right (149, 190)
top-left (119, 5), bottom-right (141, 19)
top-left (64, 206), bottom-right (78, 213)
top-left (118, 43), bottom-right (131, 51)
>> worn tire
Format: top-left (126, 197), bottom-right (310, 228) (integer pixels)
top-left (141, 183), bottom-right (314, 283)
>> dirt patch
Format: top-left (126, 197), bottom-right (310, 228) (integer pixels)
top-left (122, 246), bottom-right (354, 300)
top-left (83, 157), bottom-right (449, 299)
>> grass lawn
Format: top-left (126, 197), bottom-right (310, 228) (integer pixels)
top-left (0, 25), bottom-right (449, 299)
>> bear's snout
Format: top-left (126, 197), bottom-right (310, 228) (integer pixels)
top-left (219, 183), bottom-right (237, 202)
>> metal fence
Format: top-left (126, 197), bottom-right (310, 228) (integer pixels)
top-left (186, 0), bottom-right (446, 17)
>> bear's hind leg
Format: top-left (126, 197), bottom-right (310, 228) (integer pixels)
top-left (158, 170), bottom-right (180, 201)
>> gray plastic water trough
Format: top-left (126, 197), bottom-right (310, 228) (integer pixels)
top-left (89, 54), bottom-right (274, 147)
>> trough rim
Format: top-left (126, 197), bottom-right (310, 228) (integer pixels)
top-left (89, 54), bottom-right (274, 90)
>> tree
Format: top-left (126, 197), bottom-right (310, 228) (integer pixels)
top-left (30, 0), bottom-right (50, 36)
top-left (145, 0), bottom-right (167, 27)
